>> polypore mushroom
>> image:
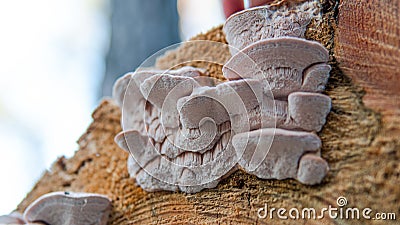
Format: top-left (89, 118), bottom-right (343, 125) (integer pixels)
top-left (115, 72), bottom-right (248, 191)
top-left (232, 128), bottom-right (328, 184)
top-left (140, 74), bottom-right (200, 130)
top-left (222, 37), bottom-right (330, 98)
top-left (161, 79), bottom-right (264, 156)
top-left (178, 79), bottom-right (264, 133)
top-left (139, 73), bottom-right (226, 156)
top-left (254, 91), bottom-right (331, 132)
top-left (223, 1), bottom-right (321, 54)
top-left (0, 212), bottom-right (26, 224)
top-left (115, 129), bottom-right (237, 193)
top-left (114, 62), bottom-right (332, 191)
top-left (283, 92), bottom-right (331, 132)
top-left (112, 71), bottom-right (153, 133)
top-left (121, 130), bottom-right (181, 192)
top-left (113, 17), bottom-right (333, 191)
top-left (297, 153), bottom-right (329, 185)
top-left (301, 64), bottom-right (331, 92)
top-left (23, 192), bottom-right (111, 225)
top-left (112, 66), bottom-right (205, 133)
top-left (140, 74), bottom-right (199, 109)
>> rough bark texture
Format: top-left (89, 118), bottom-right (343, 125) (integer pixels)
top-left (17, 0), bottom-right (399, 224)
top-left (335, 0), bottom-right (400, 140)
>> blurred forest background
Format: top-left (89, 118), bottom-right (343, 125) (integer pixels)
top-left (0, 0), bottom-right (224, 215)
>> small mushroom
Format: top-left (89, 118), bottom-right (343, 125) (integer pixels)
top-left (0, 212), bottom-right (26, 224)
top-left (223, 1), bottom-right (321, 54)
top-left (112, 70), bottom-right (153, 133)
top-left (232, 128), bottom-right (324, 182)
top-left (112, 66), bottom-right (205, 132)
top-left (297, 153), bottom-right (329, 185)
top-left (178, 79), bottom-right (263, 132)
top-left (140, 74), bottom-right (200, 130)
top-left (178, 94), bottom-right (229, 130)
top-left (284, 92), bottom-right (331, 132)
top-left (244, 92), bottom-right (330, 132)
top-left (114, 52), bottom-right (332, 192)
top-left (141, 75), bottom-right (240, 156)
top-left (140, 74), bottom-right (199, 109)
top-left (223, 37), bottom-right (329, 98)
top-left (115, 128), bottom-right (237, 193)
top-left (23, 192), bottom-right (111, 225)
top-left (112, 72), bottom-right (132, 107)
top-left (114, 130), bottom-right (158, 165)
top-left (301, 64), bottom-right (331, 92)
top-left (112, 69), bottom-right (171, 107)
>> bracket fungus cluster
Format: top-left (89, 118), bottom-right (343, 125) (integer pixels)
top-left (113, 1), bottom-right (331, 193)
top-left (223, 2), bottom-right (331, 185)
top-left (0, 192), bottom-right (111, 225)
top-left (114, 67), bottom-right (240, 193)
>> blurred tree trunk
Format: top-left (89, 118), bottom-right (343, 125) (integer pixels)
top-left (101, 0), bottom-right (180, 96)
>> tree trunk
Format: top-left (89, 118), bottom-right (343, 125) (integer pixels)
top-left (17, 0), bottom-right (399, 224)
top-left (101, 0), bottom-right (180, 97)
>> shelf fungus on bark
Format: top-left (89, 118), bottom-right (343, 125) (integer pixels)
top-left (0, 212), bottom-right (26, 224)
top-left (113, 67), bottom-right (330, 192)
top-left (112, 67), bottom-right (205, 133)
top-left (114, 69), bottom-right (260, 193)
top-left (232, 128), bottom-right (328, 185)
top-left (250, 91), bottom-right (331, 132)
top-left (12, 192), bottom-right (112, 225)
top-left (223, 0), bottom-right (321, 54)
top-left (221, 1), bottom-right (330, 187)
top-left (222, 37), bottom-right (330, 98)
top-left (113, 1), bottom-right (331, 193)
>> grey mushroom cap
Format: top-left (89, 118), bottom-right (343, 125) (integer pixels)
top-left (297, 153), bottom-right (329, 185)
top-left (0, 212), bottom-right (26, 224)
top-left (112, 72), bottom-right (132, 107)
top-left (112, 71), bottom-right (153, 133)
top-left (222, 37), bottom-right (329, 98)
top-left (23, 192), bottom-right (111, 225)
top-left (284, 92), bottom-right (331, 132)
top-left (301, 64), bottom-right (331, 93)
top-left (114, 129), bottom-right (237, 193)
top-left (140, 74), bottom-right (200, 130)
top-left (223, 1), bottom-right (320, 53)
top-left (178, 79), bottom-right (263, 132)
top-left (140, 74), bottom-right (199, 110)
top-left (232, 128), bottom-right (323, 182)
top-left (251, 92), bottom-right (331, 132)
top-left (112, 66), bottom-right (205, 133)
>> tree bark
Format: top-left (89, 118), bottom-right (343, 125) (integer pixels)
top-left (17, 0), bottom-right (399, 224)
